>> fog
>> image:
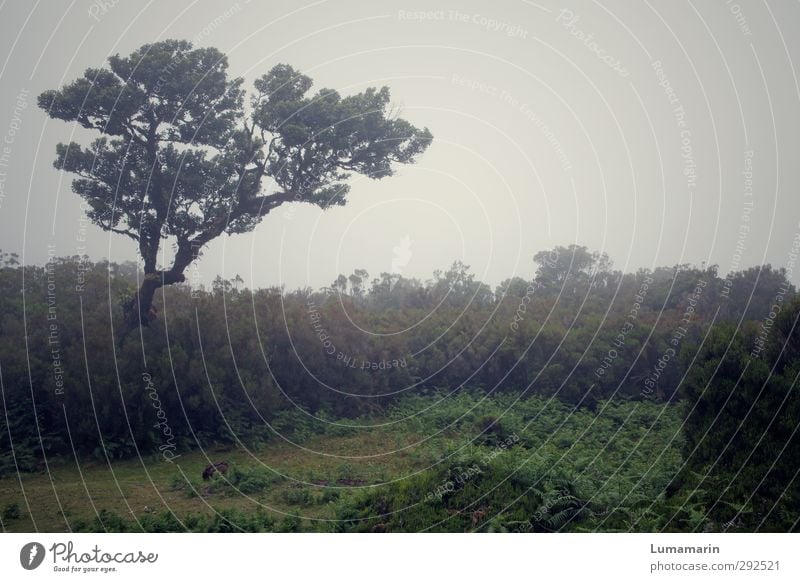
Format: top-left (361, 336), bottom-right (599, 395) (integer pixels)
top-left (1, 0), bottom-right (798, 290)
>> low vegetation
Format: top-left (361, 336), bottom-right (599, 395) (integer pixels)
top-left (0, 248), bottom-right (797, 532)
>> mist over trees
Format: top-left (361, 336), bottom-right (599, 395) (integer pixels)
top-left (1, 244), bottom-right (797, 531)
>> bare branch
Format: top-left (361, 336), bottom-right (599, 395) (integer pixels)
top-left (108, 226), bottom-right (140, 241)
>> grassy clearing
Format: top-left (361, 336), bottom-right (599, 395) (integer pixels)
top-left (0, 393), bottom-right (684, 532)
top-left (0, 429), bottom-right (438, 532)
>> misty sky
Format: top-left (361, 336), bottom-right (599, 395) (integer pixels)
top-left (1, 0), bottom-right (799, 291)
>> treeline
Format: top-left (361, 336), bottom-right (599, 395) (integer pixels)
top-left (0, 246), bottom-right (795, 470)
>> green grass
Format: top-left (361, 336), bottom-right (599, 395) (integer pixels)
top-left (0, 392), bottom-right (684, 532)
top-left (0, 429), bottom-right (436, 532)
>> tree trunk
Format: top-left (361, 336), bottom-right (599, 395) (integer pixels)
top-left (120, 221), bottom-right (224, 334)
top-left (122, 270), bottom-right (186, 331)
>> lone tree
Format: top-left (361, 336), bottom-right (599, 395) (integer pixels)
top-left (39, 40), bottom-right (432, 329)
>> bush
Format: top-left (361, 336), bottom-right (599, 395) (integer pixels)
top-left (277, 515), bottom-right (301, 532)
top-left (2, 502), bottom-right (21, 520)
top-left (70, 508), bottom-right (277, 532)
top-left (195, 464), bottom-right (282, 497)
top-left (320, 489), bottom-right (340, 504)
top-left (281, 488), bottom-right (312, 507)
top-left (230, 465), bottom-right (281, 495)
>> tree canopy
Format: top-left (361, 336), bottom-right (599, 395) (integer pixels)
top-left (38, 39), bottom-right (432, 328)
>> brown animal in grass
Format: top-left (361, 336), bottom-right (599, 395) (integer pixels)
top-left (202, 461), bottom-right (229, 480)
top-left (471, 508), bottom-right (487, 528)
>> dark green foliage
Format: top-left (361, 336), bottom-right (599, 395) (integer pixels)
top-left (0, 250), bottom-right (797, 531)
top-left (331, 394), bottom-right (682, 532)
top-left (319, 489), bottom-right (341, 504)
top-left (334, 452), bottom-right (588, 533)
top-left (70, 508), bottom-right (276, 533)
top-left (191, 464), bottom-right (282, 497)
top-left (276, 515), bottom-right (302, 532)
top-left (270, 408), bottom-right (333, 443)
top-left (229, 465), bottom-right (283, 495)
top-left (677, 297), bottom-right (800, 532)
top-left (281, 488), bottom-right (313, 507)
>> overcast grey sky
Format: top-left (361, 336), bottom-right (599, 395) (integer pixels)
top-left (1, 0), bottom-right (798, 291)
